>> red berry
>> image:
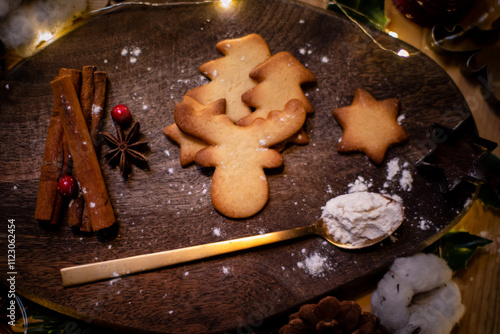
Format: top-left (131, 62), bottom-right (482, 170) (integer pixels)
top-left (111, 104), bottom-right (132, 124)
top-left (58, 175), bottom-right (77, 197)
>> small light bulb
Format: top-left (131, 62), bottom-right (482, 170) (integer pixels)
top-left (397, 49), bottom-right (410, 58)
top-left (220, 0), bottom-right (232, 8)
top-left (388, 31), bottom-right (399, 38)
top-left (37, 31), bottom-right (54, 44)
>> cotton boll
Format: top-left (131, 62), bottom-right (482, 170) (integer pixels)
top-left (397, 283), bottom-right (465, 334)
top-left (390, 253), bottom-right (452, 293)
top-left (397, 307), bottom-right (452, 334)
top-left (371, 273), bottom-right (413, 331)
top-left (372, 253), bottom-right (465, 334)
top-left (371, 253), bottom-right (452, 331)
top-left (436, 282), bottom-right (465, 322)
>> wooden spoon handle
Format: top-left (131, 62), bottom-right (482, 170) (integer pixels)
top-left (60, 224), bottom-right (316, 287)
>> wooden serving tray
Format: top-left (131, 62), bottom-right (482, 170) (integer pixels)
top-left (0, 0), bottom-right (477, 333)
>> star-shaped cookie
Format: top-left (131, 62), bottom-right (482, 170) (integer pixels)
top-left (332, 88), bottom-right (407, 164)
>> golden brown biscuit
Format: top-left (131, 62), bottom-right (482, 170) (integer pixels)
top-left (186, 34), bottom-right (271, 122)
top-left (163, 97), bottom-right (225, 166)
top-left (175, 99), bottom-right (307, 218)
top-left (332, 88), bottom-right (407, 164)
top-left (237, 51), bottom-right (316, 127)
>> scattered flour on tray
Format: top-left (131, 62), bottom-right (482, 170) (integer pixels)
top-left (347, 176), bottom-right (373, 193)
top-left (399, 169), bottom-right (413, 191)
top-left (296, 250), bottom-right (329, 277)
top-left (386, 158), bottom-right (400, 180)
top-left (383, 158), bottom-right (413, 191)
top-left (222, 266), bottom-right (233, 276)
top-left (417, 218), bottom-right (434, 231)
top-left (418, 220), bottom-right (431, 230)
top-left (121, 46), bottom-right (142, 64)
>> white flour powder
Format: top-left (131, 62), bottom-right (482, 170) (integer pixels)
top-left (297, 252), bottom-right (329, 277)
top-left (384, 158), bottom-right (413, 191)
top-left (321, 192), bottom-right (403, 246)
top-left (386, 158), bottom-right (400, 180)
top-left (347, 176), bottom-right (373, 193)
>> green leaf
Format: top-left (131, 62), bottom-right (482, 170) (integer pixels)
top-left (327, 0), bottom-right (388, 30)
top-left (431, 231), bottom-right (493, 271)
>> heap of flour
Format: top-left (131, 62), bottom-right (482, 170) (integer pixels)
top-left (321, 192), bottom-right (403, 246)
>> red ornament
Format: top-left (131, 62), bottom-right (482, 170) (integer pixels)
top-left (58, 174), bottom-right (77, 197)
top-left (111, 104), bottom-right (132, 125)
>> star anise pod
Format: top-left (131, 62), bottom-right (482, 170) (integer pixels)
top-left (101, 122), bottom-right (148, 177)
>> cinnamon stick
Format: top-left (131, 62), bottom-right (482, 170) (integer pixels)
top-left (80, 65), bottom-right (96, 128)
top-left (64, 135), bottom-right (84, 228)
top-left (58, 68), bottom-right (82, 178)
top-left (59, 68), bottom-right (82, 96)
top-left (79, 66), bottom-right (99, 230)
top-left (80, 70), bottom-right (106, 232)
top-left (52, 75), bottom-right (116, 231)
top-left (80, 209), bottom-right (93, 233)
top-left (90, 71), bottom-right (107, 151)
top-left (48, 192), bottom-right (64, 224)
top-left (34, 70), bottom-right (80, 222)
top-left (67, 197), bottom-right (84, 228)
top-left (58, 69), bottom-right (86, 229)
top-left (34, 109), bottom-right (64, 221)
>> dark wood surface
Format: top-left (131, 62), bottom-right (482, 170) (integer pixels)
top-left (0, 0), bottom-right (477, 333)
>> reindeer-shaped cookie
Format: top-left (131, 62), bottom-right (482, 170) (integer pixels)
top-left (175, 98), bottom-right (307, 218)
top-left (164, 97), bottom-right (225, 166)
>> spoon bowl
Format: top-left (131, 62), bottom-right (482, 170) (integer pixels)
top-left (315, 193), bottom-right (405, 249)
top-left (314, 216), bottom-right (403, 249)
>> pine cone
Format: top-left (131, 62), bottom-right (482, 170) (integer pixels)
top-left (279, 296), bottom-right (382, 334)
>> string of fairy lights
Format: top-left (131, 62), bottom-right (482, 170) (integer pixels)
top-left (87, 0), bottom-right (417, 58)
top-left (12, 0), bottom-right (418, 61)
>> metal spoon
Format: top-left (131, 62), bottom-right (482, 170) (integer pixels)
top-left (61, 197), bottom-right (403, 287)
